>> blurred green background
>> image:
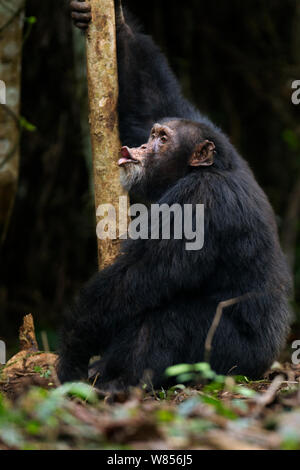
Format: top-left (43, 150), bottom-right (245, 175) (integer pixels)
top-left (0, 0), bottom-right (299, 354)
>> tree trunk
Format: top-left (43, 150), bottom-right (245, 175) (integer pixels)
top-left (0, 0), bottom-right (25, 244)
top-left (86, 0), bottom-right (127, 270)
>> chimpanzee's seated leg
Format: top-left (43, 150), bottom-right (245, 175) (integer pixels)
top-left (88, 313), bottom-right (190, 392)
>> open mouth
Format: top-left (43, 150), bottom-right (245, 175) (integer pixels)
top-left (118, 147), bottom-right (139, 167)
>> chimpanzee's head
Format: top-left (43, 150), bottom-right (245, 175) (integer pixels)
top-left (118, 119), bottom-right (217, 203)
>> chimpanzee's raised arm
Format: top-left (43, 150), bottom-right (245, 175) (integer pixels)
top-left (69, 1), bottom-right (201, 147)
top-left (116, 12), bottom-right (201, 146)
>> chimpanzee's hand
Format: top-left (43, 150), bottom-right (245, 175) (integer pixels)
top-left (70, 1), bottom-right (92, 30)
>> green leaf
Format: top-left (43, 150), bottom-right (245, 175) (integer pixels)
top-left (234, 385), bottom-right (256, 398)
top-left (281, 439), bottom-right (300, 450)
top-left (194, 363), bottom-right (217, 380)
top-left (187, 419), bottom-right (216, 434)
top-left (165, 364), bottom-right (193, 377)
top-left (52, 382), bottom-right (98, 404)
top-left (234, 375), bottom-right (250, 383)
top-left (20, 117), bottom-right (37, 132)
top-left (201, 395), bottom-right (238, 420)
top-left (177, 373), bottom-right (195, 383)
top-left (169, 384), bottom-right (186, 391)
top-left (26, 16), bottom-right (37, 24)
top-left (178, 397), bottom-right (201, 417)
top-left (156, 409), bottom-right (175, 423)
top-left (203, 381), bottom-right (225, 395)
top-left (231, 399), bottom-right (249, 413)
top-left (0, 424), bottom-right (24, 447)
top-left (194, 363), bottom-right (212, 373)
top-left (282, 129), bottom-right (299, 151)
top-left (26, 420), bottom-right (41, 435)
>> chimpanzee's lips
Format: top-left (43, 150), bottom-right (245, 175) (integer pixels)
top-left (118, 147), bottom-right (139, 167)
top-left (118, 157), bottom-right (138, 166)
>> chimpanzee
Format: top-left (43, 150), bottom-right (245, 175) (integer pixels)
top-left (57, 1), bottom-right (292, 390)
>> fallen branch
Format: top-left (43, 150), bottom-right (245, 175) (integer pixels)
top-left (204, 293), bottom-right (252, 364)
top-left (252, 374), bottom-right (284, 418)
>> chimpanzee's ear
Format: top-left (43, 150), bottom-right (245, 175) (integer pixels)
top-left (189, 140), bottom-right (216, 167)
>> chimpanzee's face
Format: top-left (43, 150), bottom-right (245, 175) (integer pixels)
top-left (119, 122), bottom-right (180, 198)
top-left (118, 120), bottom-right (215, 203)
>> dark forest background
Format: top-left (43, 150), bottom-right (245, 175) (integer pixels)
top-left (0, 0), bottom-right (300, 354)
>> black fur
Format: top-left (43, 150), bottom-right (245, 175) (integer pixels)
top-left (58, 6), bottom-right (292, 389)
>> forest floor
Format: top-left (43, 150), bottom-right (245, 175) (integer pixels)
top-left (0, 359), bottom-right (300, 450)
top-left (0, 315), bottom-right (300, 450)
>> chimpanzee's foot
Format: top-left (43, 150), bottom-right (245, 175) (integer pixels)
top-left (93, 377), bottom-right (130, 403)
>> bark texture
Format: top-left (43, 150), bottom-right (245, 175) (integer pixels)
top-left (86, 0), bottom-right (127, 269)
top-left (0, 0), bottom-right (25, 243)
